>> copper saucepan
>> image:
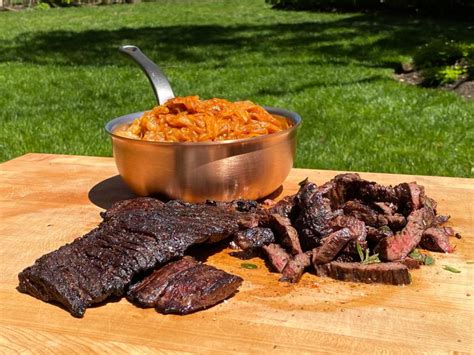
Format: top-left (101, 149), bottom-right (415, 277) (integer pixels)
top-left (105, 46), bottom-right (301, 202)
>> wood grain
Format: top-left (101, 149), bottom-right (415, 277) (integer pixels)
top-left (0, 153), bottom-right (472, 354)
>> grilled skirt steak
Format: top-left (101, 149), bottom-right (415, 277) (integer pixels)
top-left (127, 256), bottom-right (243, 314)
top-left (280, 252), bottom-right (311, 283)
top-left (314, 262), bottom-right (411, 285)
top-left (18, 198), bottom-right (255, 317)
top-left (376, 207), bottom-right (435, 261)
top-left (127, 256), bottom-right (198, 307)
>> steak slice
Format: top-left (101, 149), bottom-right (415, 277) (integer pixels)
top-left (18, 198), bottom-right (255, 317)
top-left (294, 180), bottom-right (340, 250)
top-left (127, 256), bottom-right (197, 307)
top-left (314, 262), bottom-right (411, 285)
top-left (262, 243), bottom-right (291, 273)
top-left (376, 207), bottom-right (435, 261)
top-left (329, 215), bottom-right (368, 257)
top-left (399, 257), bottom-right (421, 269)
top-left (343, 200), bottom-right (406, 230)
top-left (312, 228), bottom-right (353, 265)
top-left (345, 179), bottom-right (398, 204)
top-left (366, 226), bottom-right (394, 244)
top-left (269, 195), bottom-right (296, 220)
top-left (419, 227), bottom-right (455, 253)
top-left (128, 257), bottom-right (243, 314)
top-left (280, 252), bottom-right (312, 283)
top-left (268, 214), bottom-right (302, 255)
top-left (318, 173), bottom-right (362, 209)
top-left (395, 182), bottom-right (425, 215)
top-left (234, 227), bottom-right (275, 250)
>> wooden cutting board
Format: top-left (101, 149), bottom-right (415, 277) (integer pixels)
top-left (0, 153), bottom-right (472, 353)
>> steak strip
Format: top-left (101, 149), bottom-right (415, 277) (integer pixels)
top-left (127, 256), bottom-right (243, 314)
top-left (314, 262), bottom-right (411, 285)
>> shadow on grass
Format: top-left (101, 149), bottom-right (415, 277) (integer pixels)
top-left (1, 13), bottom-right (472, 72)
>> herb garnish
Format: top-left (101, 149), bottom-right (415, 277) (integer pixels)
top-left (443, 265), bottom-right (461, 273)
top-left (356, 243), bottom-right (381, 265)
top-left (409, 249), bottom-right (434, 266)
top-left (241, 262), bottom-right (258, 270)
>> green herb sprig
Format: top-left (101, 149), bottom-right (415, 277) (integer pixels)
top-left (356, 243), bottom-right (381, 265)
top-left (241, 263), bottom-right (258, 270)
top-left (443, 265), bottom-right (461, 273)
top-left (409, 249), bottom-right (435, 266)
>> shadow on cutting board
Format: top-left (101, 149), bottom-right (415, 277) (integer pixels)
top-left (88, 175), bottom-right (137, 209)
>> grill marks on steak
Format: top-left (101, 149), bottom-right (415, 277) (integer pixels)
top-left (127, 256), bottom-right (243, 314)
top-left (18, 199), bottom-right (255, 317)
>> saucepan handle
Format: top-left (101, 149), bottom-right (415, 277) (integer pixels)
top-left (119, 45), bottom-right (175, 105)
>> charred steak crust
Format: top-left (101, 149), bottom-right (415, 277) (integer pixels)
top-left (18, 199), bottom-right (255, 317)
top-left (127, 257), bottom-right (243, 314)
top-left (234, 227), bottom-right (275, 250)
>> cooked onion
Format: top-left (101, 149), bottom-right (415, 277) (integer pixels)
top-left (114, 96), bottom-right (291, 142)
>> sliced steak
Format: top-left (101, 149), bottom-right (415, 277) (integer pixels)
top-left (319, 173), bottom-right (362, 208)
top-left (127, 256), bottom-right (242, 314)
top-left (234, 227), bottom-right (275, 250)
top-left (419, 227), bottom-right (455, 253)
top-left (268, 214), bottom-right (302, 255)
top-left (312, 228), bottom-right (353, 265)
top-left (153, 262), bottom-right (243, 314)
top-left (269, 195), bottom-right (296, 220)
top-left (343, 200), bottom-right (406, 230)
top-left (314, 262), bottom-right (411, 285)
top-left (280, 253), bottom-right (312, 283)
top-left (329, 215), bottom-right (367, 257)
top-left (18, 198), bottom-right (256, 317)
top-left (372, 202), bottom-right (398, 215)
top-left (376, 207), bottom-right (435, 261)
top-left (395, 182), bottom-right (425, 215)
top-left (366, 226), bottom-right (394, 244)
top-left (399, 257), bottom-right (421, 269)
top-left (262, 244), bottom-right (291, 273)
top-left (294, 181), bottom-right (340, 250)
top-left (345, 179), bottom-right (398, 204)
top-left (127, 256), bottom-right (197, 307)
top-left (343, 200), bottom-right (380, 226)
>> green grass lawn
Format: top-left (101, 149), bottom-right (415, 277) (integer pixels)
top-left (0, 0), bottom-right (473, 177)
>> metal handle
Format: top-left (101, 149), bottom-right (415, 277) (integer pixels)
top-left (119, 45), bottom-right (175, 105)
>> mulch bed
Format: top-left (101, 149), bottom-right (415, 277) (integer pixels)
top-left (394, 67), bottom-right (473, 100)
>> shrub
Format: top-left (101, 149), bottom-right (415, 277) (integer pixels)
top-left (412, 40), bottom-right (474, 87)
top-left (413, 40), bottom-right (464, 69)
